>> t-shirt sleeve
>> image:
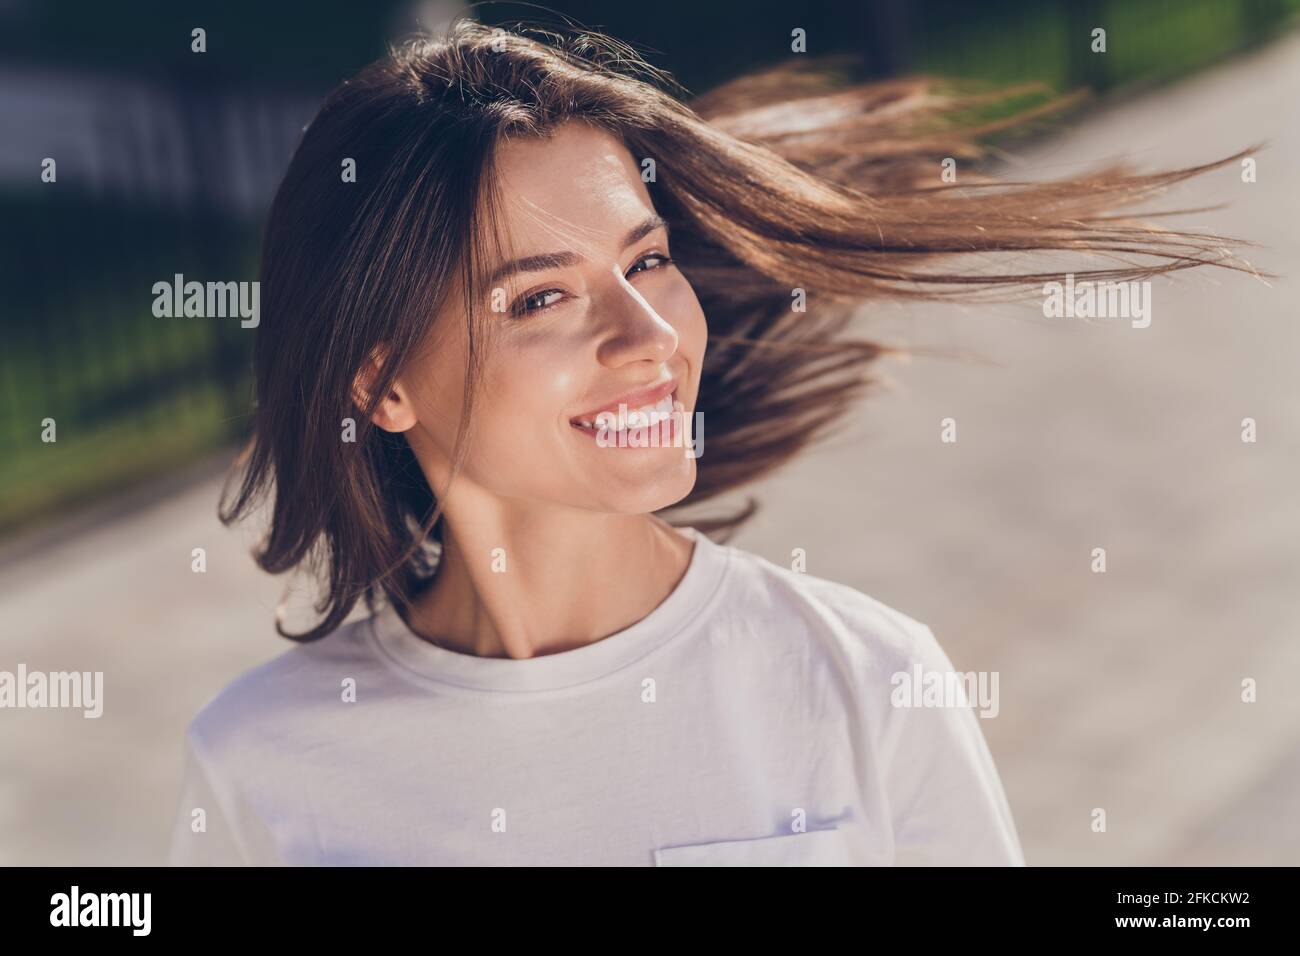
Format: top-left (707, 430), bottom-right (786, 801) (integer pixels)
top-left (874, 624), bottom-right (1025, 866)
top-left (165, 727), bottom-right (281, 866)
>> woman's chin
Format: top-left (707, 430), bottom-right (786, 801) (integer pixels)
top-left (581, 458), bottom-right (697, 515)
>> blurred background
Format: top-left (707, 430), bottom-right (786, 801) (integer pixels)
top-left (1, 0), bottom-right (1297, 864)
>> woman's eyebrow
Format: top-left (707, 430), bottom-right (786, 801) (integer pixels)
top-left (485, 214), bottom-right (669, 287)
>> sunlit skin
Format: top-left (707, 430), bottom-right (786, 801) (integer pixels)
top-left (359, 120), bottom-right (709, 660)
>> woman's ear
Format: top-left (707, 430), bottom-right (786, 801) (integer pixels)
top-left (352, 345), bottom-right (419, 433)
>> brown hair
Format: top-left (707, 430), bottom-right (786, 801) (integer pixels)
top-left (220, 17), bottom-right (1255, 641)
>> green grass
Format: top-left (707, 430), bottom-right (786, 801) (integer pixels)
top-left (0, 382), bottom-right (244, 536)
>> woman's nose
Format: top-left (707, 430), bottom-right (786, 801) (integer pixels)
top-left (593, 267), bottom-right (679, 367)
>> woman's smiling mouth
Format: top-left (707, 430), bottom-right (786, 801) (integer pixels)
top-left (569, 376), bottom-right (679, 433)
top-left (570, 389), bottom-right (685, 438)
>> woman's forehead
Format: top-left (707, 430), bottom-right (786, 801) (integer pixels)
top-left (490, 121), bottom-right (656, 254)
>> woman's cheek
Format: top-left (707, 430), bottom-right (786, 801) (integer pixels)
top-left (662, 278), bottom-right (708, 362)
top-left (483, 344), bottom-right (576, 437)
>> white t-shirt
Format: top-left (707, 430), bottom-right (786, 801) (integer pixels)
top-left (166, 527), bottom-right (1024, 866)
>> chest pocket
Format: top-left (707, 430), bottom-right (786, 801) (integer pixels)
top-left (653, 826), bottom-right (855, 866)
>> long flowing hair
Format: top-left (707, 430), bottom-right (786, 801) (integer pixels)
top-left (220, 17), bottom-right (1255, 641)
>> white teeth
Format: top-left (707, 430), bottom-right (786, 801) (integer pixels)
top-left (576, 390), bottom-right (679, 433)
top-left (627, 394), bottom-right (674, 427)
top-left (627, 405), bottom-right (653, 427)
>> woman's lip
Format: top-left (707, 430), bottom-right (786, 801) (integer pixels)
top-left (569, 377), bottom-right (677, 425)
top-left (570, 388), bottom-right (680, 436)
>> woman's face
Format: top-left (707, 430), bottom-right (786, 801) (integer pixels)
top-left (396, 120), bottom-right (707, 517)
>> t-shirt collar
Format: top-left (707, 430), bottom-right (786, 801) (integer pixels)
top-left (367, 526), bottom-right (729, 693)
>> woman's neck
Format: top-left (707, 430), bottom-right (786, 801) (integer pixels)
top-left (402, 504), bottom-right (695, 660)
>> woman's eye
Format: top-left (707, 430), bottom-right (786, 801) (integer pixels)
top-left (511, 289), bottom-right (565, 316)
top-left (508, 255), bottom-right (673, 316)
top-left (626, 252), bottom-right (674, 277)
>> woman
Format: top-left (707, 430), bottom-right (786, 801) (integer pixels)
top-left (166, 19), bottom-right (1246, 866)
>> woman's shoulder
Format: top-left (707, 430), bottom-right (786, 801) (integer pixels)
top-left (183, 612), bottom-right (380, 762)
top-left (712, 538), bottom-right (948, 675)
